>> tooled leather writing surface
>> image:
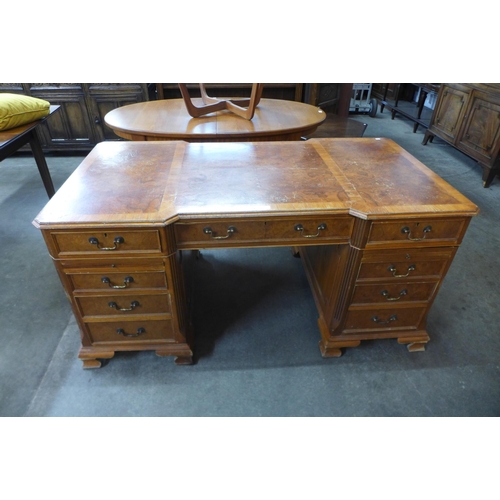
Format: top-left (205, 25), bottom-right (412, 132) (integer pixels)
top-left (174, 141), bottom-right (350, 216)
top-left (314, 139), bottom-right (476, 218)
top-left (33, 138), bottom-right (479, 229)
top-left (33, 141), bottom-right (180, 226)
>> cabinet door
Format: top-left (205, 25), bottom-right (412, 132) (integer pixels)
top-left (457, 91), bottom-right (500, 165)
top-left (29, 85), bottom-right (97, 151)
top-left (87, 84), bottom-right (148, 142)
top-left (431, 85), bottom-right (469, 142)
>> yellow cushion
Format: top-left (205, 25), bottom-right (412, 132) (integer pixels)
top-left (0, 93), bottom-right (50, 131)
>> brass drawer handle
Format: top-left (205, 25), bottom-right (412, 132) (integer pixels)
top-left (401, 225), bottom-right (432, 241)
top-left (116, 327), bottom-right (145, 338)
top-left (109, 300), bottom-right (140, 312)
top-left (88, 236), bottom-right (124, 250)
top-left (203, 226), bottom-right (237, 239)
top-left (388, 264), bottom-right (416, 277)
top-left (294, 223), bottom-right (327, 238)
top-left (372, 315), bottom-right (397, 325)
top-left (381, 289), bottom-right (408, 301)
top-left (101, 276), bottom-right (134, 289)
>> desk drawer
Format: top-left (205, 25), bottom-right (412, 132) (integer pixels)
top-left (175, 216), bottom-right (353, 248)
top-left (175, 220), bottom-right (266, 247)
top-left (356, 248), bottom-right (455, 281)
top-left (76, 293), bottom-right (171, 317)
top-left (86, 319), bottom-right (176, 344)
top-left (357, 259), bottom-right (449, 281)
top-left (351, 282), bottom-right (438, 306)
top-left (264, 217), bottom-right (353, 244)
top-left (51, 229), bottom-right (163, 256)
top-left (367, 219), bottom-right (468, 247)
top-left (344, 306), bottom-right (427, 333)
top-left (68, 270), bottom-right (168, 291)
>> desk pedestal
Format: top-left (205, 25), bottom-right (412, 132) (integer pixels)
top-left (40, 212), bottom-right (471, 367)
top-left (298, 215), bottom-right (468, 357)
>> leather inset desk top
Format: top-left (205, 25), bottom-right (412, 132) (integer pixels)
top-left (34, 138), bottom-right (478, 229)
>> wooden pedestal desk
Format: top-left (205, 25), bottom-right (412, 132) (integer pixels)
top-left (33, 139), bottom-right (479, 368)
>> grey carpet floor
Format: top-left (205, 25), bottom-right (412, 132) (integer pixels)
top-left (2, 108), bottom-right (500, 417)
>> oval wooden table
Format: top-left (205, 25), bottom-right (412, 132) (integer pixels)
top-left (104, 98), bottom-right (326, 142)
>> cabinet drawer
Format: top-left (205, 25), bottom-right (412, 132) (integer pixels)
top-left (367, 219), bottom-right (467, 247)
top-left (351, 282), bottom-right (438, 306)
top-left (86, 320), bottom-right (176, 344)
top-left (76, 293), bottom-right (171, 317)
top-left (68, 271), bottom-right (168, 291)
top-left (344, 306), bottom-right (427, 333)
top-left (175, 220), bottom-right (266, 248)
top-left (51, 230), bottom-right (163, 256)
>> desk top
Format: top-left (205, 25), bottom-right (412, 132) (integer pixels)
top-left (34, 138), bottom-right (479, 229)
top-left (104, 98), bottom-right (326, 142)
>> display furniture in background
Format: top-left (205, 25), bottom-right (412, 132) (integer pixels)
top-left (423, 83), bottom-right (500, 187)
top-left (0, 84), bottom-right (149, 152)
top-left (378, 83), bottom-right (440, 133)
top-left (104, 98), bottom-right (327, 142)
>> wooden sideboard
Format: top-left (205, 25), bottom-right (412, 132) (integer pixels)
top-left (33, 139), bottom-right (478, 368)
top-left (423, 83), bottom-right (500, 187)
top-left (0, 84), bottom-right (149, 152)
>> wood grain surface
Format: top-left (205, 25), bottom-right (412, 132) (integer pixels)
top-left (104, 98), bottom-right (326, 142)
